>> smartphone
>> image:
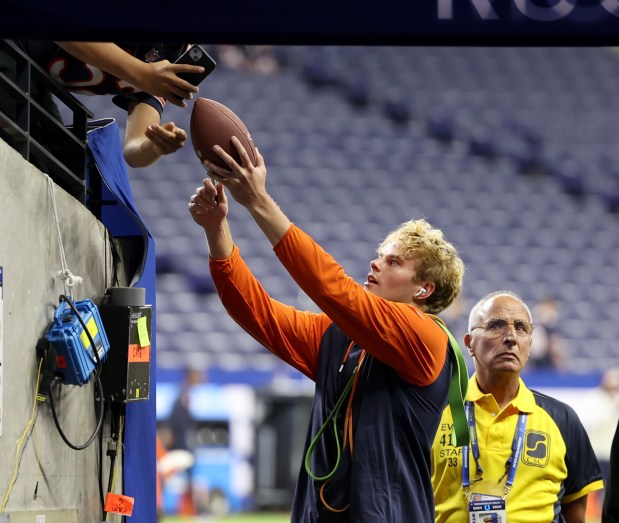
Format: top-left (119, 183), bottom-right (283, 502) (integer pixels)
top-left (174, 44), bottom-right (217, 86)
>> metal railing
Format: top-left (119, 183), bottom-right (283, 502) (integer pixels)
top-left (0, 39), bottom-right (94, 204)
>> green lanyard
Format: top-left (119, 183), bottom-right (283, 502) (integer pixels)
top-left (305, 320), bottom-right (470, 483)
top-left (434, 320), bottom-right (470, 447)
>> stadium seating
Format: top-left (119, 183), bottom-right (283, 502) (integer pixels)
top-left (75, 46), bottom-right (619, 379)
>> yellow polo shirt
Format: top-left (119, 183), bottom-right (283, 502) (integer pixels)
top-left (431, 375), bottom-right (604, 523)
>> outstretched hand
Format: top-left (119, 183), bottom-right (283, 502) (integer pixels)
top-left (200, 137), bottom-right (292, 247)
top-left (188, 178), bottom-right (228, 231)
top-left (144, 121), bottom-right (187, 156)
top-left (201, 136), bottom-right (268, 209)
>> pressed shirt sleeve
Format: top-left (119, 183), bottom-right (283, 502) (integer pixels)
top-left (209, 244), bottom-right (332, 381)
top-left (274, 224), bottom-right (448, 386)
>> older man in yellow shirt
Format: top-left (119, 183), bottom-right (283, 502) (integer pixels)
top-left (431, 291), bottom-right (603, 523)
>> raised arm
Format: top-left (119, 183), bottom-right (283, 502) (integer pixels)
top-left (55, 41), bottom-right (203, 107)
top-left (188, 177), bottom-right (327, 379)
top-left (188, 177), bottom-right (233, 259)
top-left (201, 138), bottom-right (449, 385)
top-left (203, 138), bottom-right (291, 246)
top-left (123, 102), bottom-right (187, 167)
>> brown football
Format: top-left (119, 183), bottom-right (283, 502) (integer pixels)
top-left (190, 98), bottom-right (256, 170)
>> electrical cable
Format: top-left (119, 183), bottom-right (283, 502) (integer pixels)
top-left (101, 412), bottom-right (125, 522)
top-left (98, 401), bottom-right (108, 511)
top-left (33, 423), bottom-right (41, 500)
top-left (109, 414), bottom-right (124, 492)
top-left (48, 375), bottom-right (105, 451)
top-left (1, 359), bottom-right (43, 513)
top-left (46, 174), bottom-right (82, 293)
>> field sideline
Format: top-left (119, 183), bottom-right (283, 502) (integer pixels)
top-left (161, 513), bottom-right (291, 523)
top-left (161, 512), bottom-right (601, 523)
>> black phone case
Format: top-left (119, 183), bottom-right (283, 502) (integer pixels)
top-left (175, 45), bottom-right (217, 86)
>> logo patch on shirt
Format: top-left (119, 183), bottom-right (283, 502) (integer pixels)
top-left (144, 48), bottom-right (161, 63)
top-left (522, 430), bottom-right (550, 467)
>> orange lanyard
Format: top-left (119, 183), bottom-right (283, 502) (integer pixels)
top-left (343, 348), bottom-right (366, 457)
top-left (305, 340), bottom-right (367, 513)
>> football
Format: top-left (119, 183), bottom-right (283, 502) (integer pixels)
top-left (190, 98), bottom-right (256, 170)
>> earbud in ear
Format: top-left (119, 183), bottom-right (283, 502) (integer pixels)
top-left (415, 288), bottom-right (427, 297)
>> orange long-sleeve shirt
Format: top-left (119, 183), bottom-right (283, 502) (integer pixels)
top-left (209, 224), bottom-right (448, 385)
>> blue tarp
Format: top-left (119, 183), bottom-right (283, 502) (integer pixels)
top-left (87, 119), bottom-right (157, 523)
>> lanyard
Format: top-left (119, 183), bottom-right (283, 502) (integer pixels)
top-left (433, 319), bottom-right (469, 447)
top-left (305, 342), bottom-right (364, 483)
top-left (461, 401), bottom-right (527, 497)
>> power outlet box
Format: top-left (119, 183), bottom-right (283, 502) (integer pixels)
top-left (99, 304), bottom-right (152, 403)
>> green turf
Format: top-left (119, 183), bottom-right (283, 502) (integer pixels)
top-left (161, 512), bottom-right (290, 522)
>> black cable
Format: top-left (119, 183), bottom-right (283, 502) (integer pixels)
top-left (98, 400), bottom-right (109, 512)
top-left (101, 404), bottom-right (125, 522)
top-left (36, 338), bottom-right (57, 401)
top-left (49, 375), bottom-right (105, 451)
top-left (102, 445), bottom-right (116, 522)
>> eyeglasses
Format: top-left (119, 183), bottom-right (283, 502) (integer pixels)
top-left (470, 317), bottom-right (534, 338)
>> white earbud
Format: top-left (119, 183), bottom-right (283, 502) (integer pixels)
top-left (415, 288), bottom-right (427, 297)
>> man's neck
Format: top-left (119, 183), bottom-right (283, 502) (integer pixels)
top-left (475, 373), bottom-right (520, 410)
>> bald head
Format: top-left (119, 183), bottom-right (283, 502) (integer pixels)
top-left (468, 291), bottom-right (533, 333)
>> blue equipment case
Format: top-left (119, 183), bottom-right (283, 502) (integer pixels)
top-left (46, 298), bottom-right (110, 385)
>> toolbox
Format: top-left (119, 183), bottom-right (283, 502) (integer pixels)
top-left (46, 298), bottom-right (110, 385)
